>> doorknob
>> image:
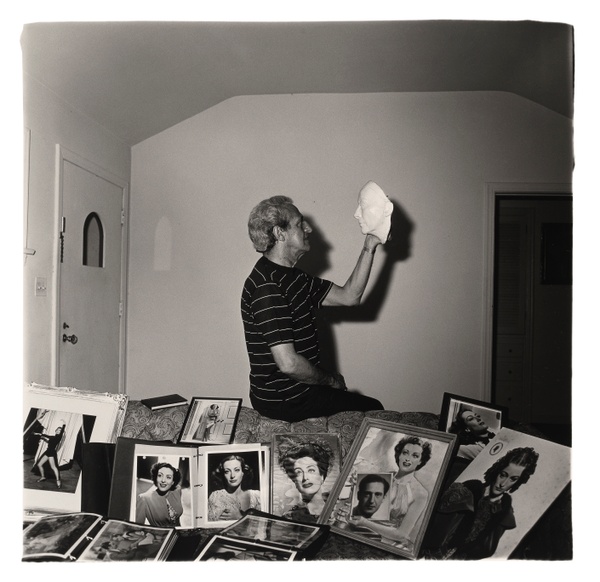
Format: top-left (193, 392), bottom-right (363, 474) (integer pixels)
top-left (62, 333), bottom-right (78, 344)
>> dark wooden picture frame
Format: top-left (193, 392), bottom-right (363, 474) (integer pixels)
top-left (439, 392), bottom-right (508, 462)
top-left (177, 397), bottom-right (242, 445)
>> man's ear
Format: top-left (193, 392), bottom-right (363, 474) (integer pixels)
top-left (273, 225), bottom-right (286, 242)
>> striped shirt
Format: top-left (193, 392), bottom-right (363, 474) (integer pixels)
top-left (241, 256), bottom-right (333, 403)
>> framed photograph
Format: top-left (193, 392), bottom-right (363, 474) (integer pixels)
top-left (221, 509), bottom-right (329, 552)
top-left (195, 535), bottom-right (296, 562)
top-left (423, 427), bottom-right (571, 560)
top-left (319, 418), bottom-right (456, 560)
top-left (195, 508), bottom-right (330, 561)
top-left (199, 443), bottom-right (269, 528)
top-left (177, 397), bottom-right (242, 445)
top-left (23, 383), bottom-right (128, 516)
top-left (271, 433), bottom-right (341, 523)
top-left (439, 392), bottom-right (508, 462)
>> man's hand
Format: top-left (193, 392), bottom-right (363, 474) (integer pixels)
top-left (330, 372), bottom-right (347, 390)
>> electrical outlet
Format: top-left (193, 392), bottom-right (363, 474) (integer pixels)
top-left (35, 276), bottom-right (47, 297)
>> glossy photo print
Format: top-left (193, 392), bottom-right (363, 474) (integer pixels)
top-left (130, 449), bottom-right (195, 529)
top-left (271, 433), bottom-right (341, 524)
top-left (423, 427), bottom-right (571, 560)
top-left (439, 392), bottom-right (508, 462)
top-left (199, 444), bottom-right (267, 528)
top-left (23, 383), bottom-right (128, 518)
top-left (320, 418), bottom-right (456, 559)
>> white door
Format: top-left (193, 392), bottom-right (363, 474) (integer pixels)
top-left (56, 148), bottom-right (128, 393)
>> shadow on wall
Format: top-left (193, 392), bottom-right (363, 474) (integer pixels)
top-left (299, 200), bottom-right (415, 379)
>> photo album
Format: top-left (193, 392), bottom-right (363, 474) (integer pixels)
top-left (108, 437), bottom-right (269, 529)
top-left (23, 512), bottom-right (179, 562)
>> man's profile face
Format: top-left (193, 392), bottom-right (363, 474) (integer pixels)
top-left (357, 481), bottom-right (386, 518)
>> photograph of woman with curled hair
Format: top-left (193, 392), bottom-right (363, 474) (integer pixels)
top-left (424, 427), bottom-right (571, 560)
top-left (135, 460), bottom-right (188, 527)
top-left (425, 446), bottom-right (538, 559)
top-left (207, 454), bottom-right (262, 522)
top-left (321, 419), bottom-right (456, 559)
top-left (272, 434), bottom-right (340, 523)
top-left (347, 435), bottom-right (432, 549)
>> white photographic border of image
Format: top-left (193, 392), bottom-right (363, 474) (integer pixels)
top-left (23, 383), bottom-right (128, 516)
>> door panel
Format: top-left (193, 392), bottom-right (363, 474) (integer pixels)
top-left (58, 156), bottom-right (126, 393)
top-left (493, 196), bottom-right (572, 425)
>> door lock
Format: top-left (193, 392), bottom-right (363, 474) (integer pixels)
top-left (62, 333), bottom-right (78, 344)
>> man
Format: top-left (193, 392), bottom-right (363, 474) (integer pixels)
top-left (352, 474), bottom-right (390, 519)
top-left (241, 195), bottom-right (385, 422)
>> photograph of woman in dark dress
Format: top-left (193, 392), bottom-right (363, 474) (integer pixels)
top-left (449, 404), bottom-right (497, 461)
top-left (425, 446), bottom-right (539, 560)
top-left (31, 423), bottom-right (66, 489)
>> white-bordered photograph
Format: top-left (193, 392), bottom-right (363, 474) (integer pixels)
top-left (271, 433), bottom-right (341, 524)
top-left (178, 397), bottom-right (242, 445)
top-left (195, 534), bottom-right (296, 562)
top-left (23, 383), bottom-right (128, 516)
top-left (78, 519), bottom-right (178, 561)
top-left (198, 443), bottom-right (268, 528)
top-left (439, 392), bottom-right (508, 462)
top-left (423, 427), bottom-right (571, 560)
top-left (221, 511), bottom-right (322, 550)
top-left (320, 417), bottom-right (456, 559)
top-left (22, 512), bottom-right (102, 561)
top-left (350, 472), bottom-right (394, 521)
top-left (130, 443), bottom-right (196, 529)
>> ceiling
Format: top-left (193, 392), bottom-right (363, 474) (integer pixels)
top-left (20, 20), bottom-right (574, 146)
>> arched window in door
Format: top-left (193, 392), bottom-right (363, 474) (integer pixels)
top-left (82, 212), bottom-right (104, 267)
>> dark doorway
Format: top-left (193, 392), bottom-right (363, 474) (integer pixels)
top-left (492, 195), bottom-right (572, 446)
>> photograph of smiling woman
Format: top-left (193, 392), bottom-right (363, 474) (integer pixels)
top-left (132, 455), bottom-right (193, 528)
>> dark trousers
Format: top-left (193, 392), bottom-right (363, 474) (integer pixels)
top-left (251, 386), bottom-right (384, 423)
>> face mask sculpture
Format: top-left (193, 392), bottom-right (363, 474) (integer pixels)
top-left (354, 181), bottom-right (393, 244)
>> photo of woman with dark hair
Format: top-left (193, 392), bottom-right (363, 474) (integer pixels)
top-left (32, 423), bottom-right (66, 489)
top-left (449, 404), bottom-right (497, 461)
top-left (348, 435), bottom-right (432, 549)
top-left (135, 462), bottom-right (184, 527)
top-left (207, 454), bottom-right (261, 522)
top-left (278, 440), bottom-right (335, 523)
top-left (426, 446), bottom-right (539, 560)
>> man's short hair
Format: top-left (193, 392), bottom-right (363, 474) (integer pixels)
top-left (357, 473), bottom-right (390, 496)
top-left (247, 196), bottom-right (297, 253)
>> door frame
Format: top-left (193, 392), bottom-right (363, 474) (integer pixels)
top-left (481, 181), bottom-right (572, 402)
top-left (51, 145), bottom-right (130, 393)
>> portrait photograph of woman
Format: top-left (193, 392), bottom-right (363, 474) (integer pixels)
top-left (439, 393), bottom-right (507, 462)
top-left (131, 453), bottom-right (193, 528)
top-left (320, 418), bottom-right (455, 559)
top-left (423, 427), bottom-right (571, 560)
top-left (201, 445), bottom-right (266, 527)
top-left (271, 433), bottom-right (341, 524)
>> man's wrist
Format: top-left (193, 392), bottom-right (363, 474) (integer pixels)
top-left (362, 245), bottom-right (376, 255)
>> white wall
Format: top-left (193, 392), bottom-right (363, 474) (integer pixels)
top-left (127, 91), bottom-right (572, 413)
top-left (23, 75), bottom-right (131, 386)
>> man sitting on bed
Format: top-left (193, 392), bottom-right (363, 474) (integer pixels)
top-left (241, 194), bottom-right (385, 422)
